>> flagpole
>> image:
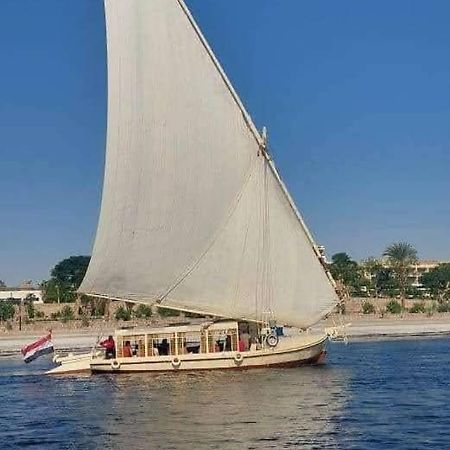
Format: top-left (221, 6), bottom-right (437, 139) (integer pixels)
top-left (19, 298), bottom-right (22, 331)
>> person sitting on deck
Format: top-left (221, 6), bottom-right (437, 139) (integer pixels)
top-left (240, 329), bottom-right (250, 351)
top-left (180, 343), bottom-right (188, 355)
top-left (100, 335), bottom-right (116, 359)
top-left (159, 338), bottom-right (170, 355)
top-left (250, 337), bottom-right (260, 351)
top-left (123, 340), bottom-right (132, 358)
top-left (225, 335), bottom-right (232, 351)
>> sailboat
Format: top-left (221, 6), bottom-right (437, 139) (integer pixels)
top-left (48, 0), bottom-right (340, 374)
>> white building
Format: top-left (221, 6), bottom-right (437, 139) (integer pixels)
top-left (408, 260), bottom-right (449, 287)
top-left (363, 260), bottom-right (449, 289)
top-left (0, 289), bottom-right (43, 304)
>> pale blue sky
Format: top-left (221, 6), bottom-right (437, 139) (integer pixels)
top-left (0, 1), bottom-right (449, 285)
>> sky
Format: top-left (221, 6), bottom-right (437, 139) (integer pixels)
top-left (0, 0), bottom-right (449, 286)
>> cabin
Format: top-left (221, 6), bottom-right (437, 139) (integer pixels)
top-left (114, 321), bottom-right (242, 358)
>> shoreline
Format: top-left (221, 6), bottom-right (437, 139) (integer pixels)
top-left (322, 316), bottom-right (450, 341)
top-left (2, 316), bottom-right (450, 357)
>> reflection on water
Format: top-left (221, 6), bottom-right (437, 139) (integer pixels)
top-left (3, 339), bottom-right (450, 449)
top-left (103, 368), bottom-right (348, 449)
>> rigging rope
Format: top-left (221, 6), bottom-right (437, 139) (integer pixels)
top-left (255, 159), bottom-right (274, 324)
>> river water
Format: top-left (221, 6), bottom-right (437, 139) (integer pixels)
top-left (2, 338), bottom-right (450, 449)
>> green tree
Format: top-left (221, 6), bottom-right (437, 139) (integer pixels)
top-left (409, 302), bottom-right (426, 313)
top-left (134, 304), bottom-right (153, 319)
top-left (383, 242), bottom-right (418, 310)
top-left (361, 257), bottom-right (384, 296)
top-left (420, 263), bottom-right (450, 302)
top-left (51, 256), bottom-right (90, 288)
top-left (329, 253), bottom-right (364, 294)
top-left (42, 256), bottom-right (91, 303)
top-left (0, 301), bottom-right (15, 321)
top-left (26, 302), bottom-right (35, 319)
top-left (386, 299), bottom-right (402, 314)
top-left (59, 305), bottom-right (75, 323)
top-left (158, 307), bottom-right (181, 317)
top-left (90, 297), bottom-right (108, 317)
top-left (42, 278), bottom-right (74, 303)
top-left (374, 268), bottom-right (399, 297)
top-left (362, 301), bottom-right (375, 314)
top-left (115, 305), bottom-right (132, 321)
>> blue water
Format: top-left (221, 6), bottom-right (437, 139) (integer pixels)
top-left (2, 339), bottom-right (450, 449)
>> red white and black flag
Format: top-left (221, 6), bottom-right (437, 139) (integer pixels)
top-left (21, 333), bottom-right (54, 363)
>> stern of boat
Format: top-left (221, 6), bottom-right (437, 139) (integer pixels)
top-left (45, 350), bottom-right (102, 375)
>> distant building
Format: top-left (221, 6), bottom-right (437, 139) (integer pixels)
top-left (0, 288), bottom-right (43, 304)
top-left (362, 259), bottom-right (449, 289)
top-left (407, 260), bottom-right (448, 288)
top-left (317, 245), bottom-right (331, 265)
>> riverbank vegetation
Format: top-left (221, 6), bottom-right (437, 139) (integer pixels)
top-left (1, 243), bottom-right (449, 328)
top-left (330, 242), bottom-right (450, 304)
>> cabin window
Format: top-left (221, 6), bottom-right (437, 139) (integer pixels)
top-left (176, 332), bottom-right (201, 354)
top-left (121, 335), bottom-right (145, 357)
top-left (207, 328), bottom-right (238, 353)
top-left (146, 334), bottom-right (160, 356)
top-left (147, 333), bottom-right (175, 356)
top-left (238, 322), bottom-right (259, 351)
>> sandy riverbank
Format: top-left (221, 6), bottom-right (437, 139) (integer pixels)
top-left (321, 316), bottom-right (450, 341)
top-left (0, 330), bottom-right (100, 357)
top-left (2, 316), bottom-right (450, 356)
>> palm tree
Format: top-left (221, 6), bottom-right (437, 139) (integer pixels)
top-left (361, 257), bottom-right (383, 296)
top-left (383, 242), bottom-right (418, 310)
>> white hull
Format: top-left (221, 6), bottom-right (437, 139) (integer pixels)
top-left (90, 333), bottom-right (327, 374)
top-left (46, 351), bottom-right (101, 375)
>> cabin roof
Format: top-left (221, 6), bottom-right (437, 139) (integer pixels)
top-left (114, 320), bottom-right (238, 336)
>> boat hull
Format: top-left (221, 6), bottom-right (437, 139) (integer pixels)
top-left (90, 334), bottom-right (327, 374)
top-left (45, 351), bottom-right (100, 375)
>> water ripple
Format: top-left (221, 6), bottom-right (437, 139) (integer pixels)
top-left (2, 339), bottom-right (450, 448)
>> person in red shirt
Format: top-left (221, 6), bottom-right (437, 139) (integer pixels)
top-left (122, 341), bottom-right (132, 358)
top-left (238, 338), bottom-right (246, 352)
top-left (100, 335), bottom-right (116, 359)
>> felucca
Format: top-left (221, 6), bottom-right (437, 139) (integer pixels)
top-left (47, 0), bottom-right (340, 375)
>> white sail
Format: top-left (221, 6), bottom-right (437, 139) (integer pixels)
top-left (79, 0), bottom-right (339, 328)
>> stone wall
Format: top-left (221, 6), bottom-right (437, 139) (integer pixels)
top-left (345, 297), bottom-right (434, 314)
top-left (1, 301), bottom-right (184, 334)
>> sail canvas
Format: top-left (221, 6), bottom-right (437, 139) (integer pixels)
top-left (79, 0), bottom-right (339, 328)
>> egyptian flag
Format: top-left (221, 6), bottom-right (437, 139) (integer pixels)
top-left (21, 333), bottom-right (54, 363)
